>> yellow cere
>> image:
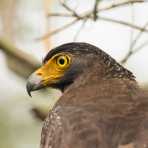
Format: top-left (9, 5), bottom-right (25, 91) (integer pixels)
top-left (35, 53), bottom-right (72, 86)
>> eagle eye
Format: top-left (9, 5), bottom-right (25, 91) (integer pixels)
top-left (56, 55), bottom-right (70, 68)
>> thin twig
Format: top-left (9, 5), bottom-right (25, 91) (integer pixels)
top-left (48, 0), bottom-right (144, 18)
top-left (130, 22), bottom-right (148, 49)
top-left (73, 19), bottom-right (88, 41)
top-left (48, 13), bottom-right (73, 17)
top-left (59, 0), bottom-right (80, 18)
top-left (44, 0), bottom-right (147, 41)
top-left (47, 13), bottom-right (148, 33)
top-left (120, 40), bottom-right (148, 64)
top-left (46, 13), bottom-right (148, 41)
top-left (129, 3), bottom-right (135, 50)
top-left (134, 40), bottom-right (148, 53)
top-left (48, 0), bottom-right (144, 17)
top-left (121, 4), bottom-right (135, 64)
top-left (97, 0), bottom-right (143, 12)
top-left (37, 19), bottom-right (80, 40)
top-left (43, 15), bottom-right (148, 41)
top-left (47, 1), bottom-right (148, 33)
top-left (121, 22), bottom-right (148, 64)
top-left (99, 16), bottom-right (148, 33)
top-left (93, 0), bottom-right (100, 21)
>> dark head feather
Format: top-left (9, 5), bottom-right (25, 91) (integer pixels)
top-left (43, 42), bottom-right (135, 81)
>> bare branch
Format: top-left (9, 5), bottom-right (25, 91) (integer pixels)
top-left (73, 19), bottom-right (87, 41)
top-left (134, 40), bottom-right (148, 53)
top-left (130, 22), bottom-right (148, 49)
top-left (48, 0), bottom-right (144, 18)
top-left (120, 4), bottom-right (135, 64)
top-left (121, 50), bottom-right (133, 64)
top-left (99, 16), bottom-right (148, 33)
top-left (42, 0), bottom-right (148, 46)
top-left (59, 0), bottom-right (80, 18)
top-left (129, 3), bottom-right (135, 50)
top-left (120, 40), bottom-right (148, 64)
top-left (97, 0), bottom-right (144, 12)
top-left (121, 22), bottom-right (148, 64)
top-left (37, 19), bottom-right (80, 40)
top-left (48, 12), bottom-right (73, 17)
top-left (0, 37), bottom-right (40, 78)
top-left (46, 13), bottom-right (148, 41)
top-left (93, 0), bottom-right (100, 21)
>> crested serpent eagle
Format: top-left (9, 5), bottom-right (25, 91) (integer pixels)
top-left (26, 42), bottom-right (148, 148)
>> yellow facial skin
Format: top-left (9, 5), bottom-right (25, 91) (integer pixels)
top-left (35, 53), bottom-right (72, 87)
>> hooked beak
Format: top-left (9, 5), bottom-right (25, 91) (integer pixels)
top-left (26, 72), bottom-right (45, 97)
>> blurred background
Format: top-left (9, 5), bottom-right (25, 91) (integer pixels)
top-left (0, 0), bottom-right (148, 148)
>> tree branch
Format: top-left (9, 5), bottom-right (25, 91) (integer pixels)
top-left (59, 0), bottom-right (80, 18)
top-left (48, 0), bottom-right (144, 18)
top-left (73, 19), bottom-right (87, 41)
top-left (120, 22), bottom-right (148, 64)
top-left (93, 0), bottom-right (100, 21)
top-left (98, 16), bottom-right (148, 33)
top-left (97, 0), bottom-right (143, 12)
top-left (37, 18), bottom-right (80, 40)
top-left (43, 13), bottom-right (148, 41)
top-left (40, 0), bottom-right (148, 64)
top-left (0, 37), bottom-right (40, 78)
top-left (44, 0), bottom-right (147, 41)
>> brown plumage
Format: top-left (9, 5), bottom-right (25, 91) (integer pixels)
top-left (26, 42), bottom-right (148, 148)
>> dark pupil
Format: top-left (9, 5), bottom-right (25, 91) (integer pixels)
top-left (59, 58), bottom-right (65, 65)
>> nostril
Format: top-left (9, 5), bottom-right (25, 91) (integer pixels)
top-left (37, 72), bottom-right (42, 76)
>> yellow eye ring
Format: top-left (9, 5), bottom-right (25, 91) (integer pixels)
top-left (56, 55), bottom-right (70, 68)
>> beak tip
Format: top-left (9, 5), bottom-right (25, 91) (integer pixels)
top-left (27, 90), bottom-right (32, 97)
top-left (26, 82), bottom-right (33, 97)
